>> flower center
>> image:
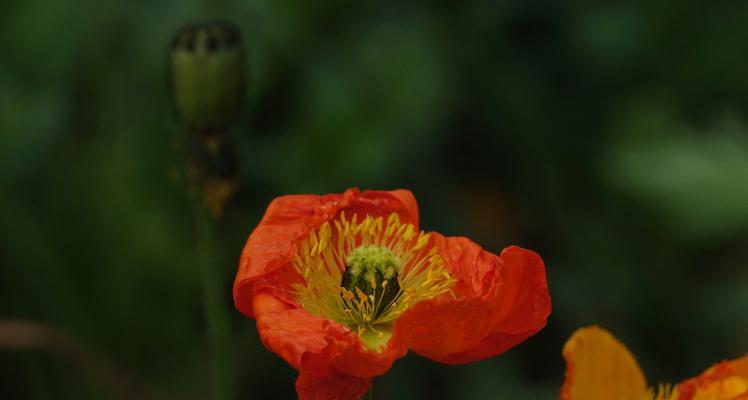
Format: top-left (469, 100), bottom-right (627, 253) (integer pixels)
top-left (291, 212), bottom-right (456, 351)
top-left (340, 245), bottom-right (402, 320)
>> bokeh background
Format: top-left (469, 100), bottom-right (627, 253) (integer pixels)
top-left (3, 1), bottom-right (748, 399)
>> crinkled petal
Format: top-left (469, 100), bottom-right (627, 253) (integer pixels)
top-left (253, 293), bottom-right (406, 399)
top-left (236, 189), bottom-right (552, 398)
top-left (395, 238), bottom-right (550, 364)
top-left (252, 293), bottom-right (329, 370)
top-left (676, 354), bottom-right (748, 400)
top-left (296, 371), bottom-right (370, 400)
top-left (348, 189), bottom-right (419, 228)
top-left (560, 326), bottom-right (648, 400)
top-left (234, 188), bottom-right (419, 317)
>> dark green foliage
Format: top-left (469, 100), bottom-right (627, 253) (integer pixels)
top-left (2, 1), bottom-right (748, 399)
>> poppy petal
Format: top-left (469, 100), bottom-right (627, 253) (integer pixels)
top-left (560, 326), bottom-right (648, 400)
top-left (346, 189), bottom-right (420, 228)
top-left (675, 354), bottom-right (748, 400)
top-left (396, 238), bottom-right (551, 364)
top-left (253, 292), bottom-right (406, 374)
top-left (253, 292), bottom-right (407, 399)
top-left (235, 189), bottom-right (552, 398)
top-left (733, 355), bottom-right (748, 378)
top-left (295, 371), bottom-right (370, 400)
top-left (234, 189), bottom-right (419, 317)
top-left (253, 292), bottom-right (330, 370)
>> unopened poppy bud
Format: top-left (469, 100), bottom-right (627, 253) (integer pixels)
top-left (169, 20), bottom-right (245, 135)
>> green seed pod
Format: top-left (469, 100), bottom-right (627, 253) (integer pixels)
top-left (341, 245), bottom-right (402, 319)
top-left (169, 20), bottom-right (245, 135)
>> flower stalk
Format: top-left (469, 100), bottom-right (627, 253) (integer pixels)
top-left (195, 201), bottom-right (234, 400)
top-left (169, 19), bottom-right (246, 400)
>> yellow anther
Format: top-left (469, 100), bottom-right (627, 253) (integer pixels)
top-left (388, 213), bottom-right (399, 225)
top-left (372, 217), bottom-right (382, 235)
top-left (355, 287), bottom-right (368, 302)
top-left (414, 233), bottom-right (430, 250)
top-left (334, 220), bottom-right (343, 235)
top-left (318, 224), bottom-right (330, 252)
top-left (291, 211), bottom-right (455, 349)
top-left (403, 225), bottom-right (415, 240)
top-left (396, 223), bottom-right (407, 237)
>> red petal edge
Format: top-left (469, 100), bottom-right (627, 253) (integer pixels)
top-left (234, 189), bottom-right (551, 398)
top-left (254, 293), bottom-right (406, 400)
top-left (396, 238), bottom-right (551, 364)
top-left (235, 189), bottom-right (419, 400)
top-left (676, 355), bottom-right (748, 400)
top-left (296, 371), bottom-right (370, 400)
top-left (233, 188), bottom-right (419, 318)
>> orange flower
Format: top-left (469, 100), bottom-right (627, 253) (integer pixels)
top-left (234, 188), bottom-right (551, 399)
top-left (561, 326), bottom-right (748, 400)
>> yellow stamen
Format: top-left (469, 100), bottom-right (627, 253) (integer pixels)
top-left (643, 384), bottom-right (677, 400)
top-left (291, 212), bottom-right (456, 351)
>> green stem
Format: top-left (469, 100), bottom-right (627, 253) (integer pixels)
top-left (195, 202), bottom-right (233, 400)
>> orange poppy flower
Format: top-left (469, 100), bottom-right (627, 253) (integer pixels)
top-left (561, 325), bottom-right (748, 400)
top-left (233, 188), bottom-right (551, 399)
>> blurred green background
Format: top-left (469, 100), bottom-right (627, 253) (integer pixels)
top-left (3, 1), bottom-right (748, 399)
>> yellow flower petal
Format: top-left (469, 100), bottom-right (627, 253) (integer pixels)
top-left (731, 355), bottom-right (748, 379)
top-left (561, 325), bottom-right (649, 400)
